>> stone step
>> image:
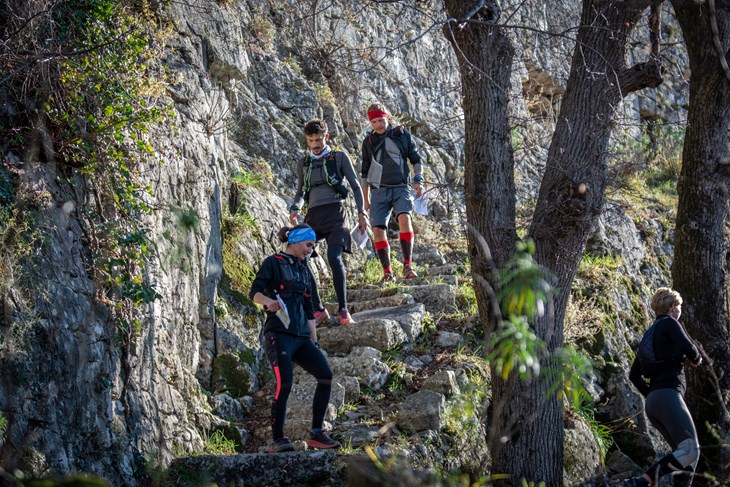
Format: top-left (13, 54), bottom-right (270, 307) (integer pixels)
top-left (347, 287), bottom-right (393, 302)
top-left (424, 263), bottom-right (463, 276)
top-left (169, 450), bottom-right (338, 486)
top-left (340, 283), bottom-right (457, 315)
top-left (348, 293), bottom-right (414, 314)
top-left (319, 316), bottom-right (408, 353)
top-left (350, 302), bottom-right (426, 342)
top-left (405, 283), bottom-right (457, 313)
top-left (401, 273), bottom-right (458, 286)
top-left (388, 243), bottom-right (447, 267)
top-left (343, 274), bottom-right (457, 304)
top-left (347, 264), bottom-right (462, 285)
top-left (325, 292), bottom-right (413, 315)
top-left (413, 247), bottom-right (446, 267)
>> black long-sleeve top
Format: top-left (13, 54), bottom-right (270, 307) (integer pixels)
top-left (249, 253), bottom-right (314, 337)
top-left (629, 314), bottom-right (701, 397)
top-left (360, 124), bottom-right (423, 187)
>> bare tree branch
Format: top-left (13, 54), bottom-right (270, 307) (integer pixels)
top-left (618, 58), bottom-right (663, 95)
top-left (708, 0), bottom-right (730, 82)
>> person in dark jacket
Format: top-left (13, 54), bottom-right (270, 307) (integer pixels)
top-left (249, 224), bottom-right (341, 453)
top-left (360, 102), bottom-right (424, 283)
top-left (289, 119), bottom-right (367, 326)
top-left (627, 287), bottom-right (702, 487)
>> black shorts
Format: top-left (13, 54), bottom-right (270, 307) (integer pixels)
top-left (304, 203), bottom-right (352, 253)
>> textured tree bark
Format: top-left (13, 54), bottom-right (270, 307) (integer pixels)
top-left (446, 0), bottom-right (661, 485)
top-left (442, 0), bottom-right (518, 275)
top-left (526, 1), bottom-right (658, 481)
top-left (442, 3), bottom-right (521, 478)
top-left (442, 0), bottom-right (517, 346)
top-left (670, 0), bottom-right (730, 476)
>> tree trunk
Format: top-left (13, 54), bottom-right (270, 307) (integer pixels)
top-left (442, 0), bottom-right (519, 291)
top-left (520, 2), bottom-right (659, 482)
top-left (444, 0), bottom-right (662, 483)
top-left (670, 0), bottom-right (730, 476)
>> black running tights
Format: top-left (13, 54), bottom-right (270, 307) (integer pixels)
top-left (264, 331), bottom-right (332, 440)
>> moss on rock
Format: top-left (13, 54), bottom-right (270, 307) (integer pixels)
top-left (211, 352), bottom-right (253, 397)
top-left (237, 348), bottom-right (256, 366)
top-left (221, 239), bottom-right (255, 296)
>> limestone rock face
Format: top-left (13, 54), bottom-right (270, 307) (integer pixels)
top-left (586, 203), bottom-right (647, 275)
top-left (563, 415), bottom-right (601, 486)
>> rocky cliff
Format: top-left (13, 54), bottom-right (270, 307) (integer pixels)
top-left (0, 0), bottom-right (689, 485)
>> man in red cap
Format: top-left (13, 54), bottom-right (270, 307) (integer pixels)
top-left (360, 102), bottom-right (425, 283)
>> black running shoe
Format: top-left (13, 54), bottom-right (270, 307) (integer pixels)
top-left (268, 436), bottom-right (294, 453)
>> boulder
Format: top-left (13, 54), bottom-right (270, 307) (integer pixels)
top-left (342, 425), bottom-right (382, 447)
top-left (436, 331), bottom-right (463, 348)
top-left (335, 375), bottom-right (361, 404)
top-left (398, 390), bottom-right (446, 433)
top-left (329, 347), bottom-right (391, 390)
top-left (412, 244), bottom-right (447, 267)
top-left (210, 393), bottom-right (247, 422)
top-left (421, 370), bottom-right (460, 397)
top-left (404, 283), bottom-right (456, 313)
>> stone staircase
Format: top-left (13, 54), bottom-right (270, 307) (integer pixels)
top-left (260, 242), bottom-right (463, 444)
top-left (167, 242), bottom-right (477, 486)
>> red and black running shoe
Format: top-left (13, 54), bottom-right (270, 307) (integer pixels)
top-left (306, 430), bottom-right (341, 449)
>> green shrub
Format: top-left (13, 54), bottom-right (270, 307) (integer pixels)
top-left (575, 403), bottom-right (614, 464)
top-left (0, 0), bottom-right (177, 341)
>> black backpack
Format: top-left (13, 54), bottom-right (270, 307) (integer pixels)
top-left (637, 320), bottom-right (665, 376)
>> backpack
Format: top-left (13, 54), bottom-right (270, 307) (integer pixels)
top-left (637, 320), bottom-right (665, 376)
top-left (302, 151), bottom-right (349, 202)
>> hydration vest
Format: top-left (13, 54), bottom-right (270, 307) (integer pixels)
top-left (272, 253), bottom-right (310, 300)
top-left (303, 151), bottom-right (348, 202)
